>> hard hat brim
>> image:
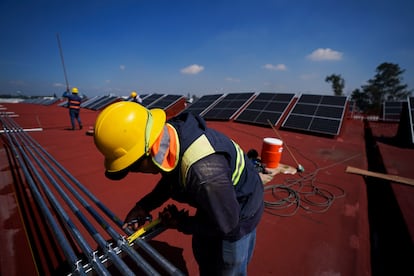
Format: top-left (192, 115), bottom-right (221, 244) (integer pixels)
top-left (105, 168), bottom-right (129, 180)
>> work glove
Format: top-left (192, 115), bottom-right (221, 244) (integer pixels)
top-left (159, 204), bottom-right (189, 230)
top-left (122, 204), bottom-right (152, 231)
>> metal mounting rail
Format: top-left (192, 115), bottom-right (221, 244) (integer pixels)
top-left (0, 115), bottom-right (184, 276)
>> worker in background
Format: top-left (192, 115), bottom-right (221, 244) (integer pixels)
top-left (129, 90), bottom-right (143, 104)
top-left (93, 102), bottom-right (264, 275)
top-left (63, 87), bottom-right (83, 130)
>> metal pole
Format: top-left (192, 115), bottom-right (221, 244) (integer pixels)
top-left (56, 33), bottom-right (70, 92)
top-left (1, 126), bottom-right (85, 275)
top-left (10, 129), bottom-right (113, 276)
top-left (16, 124), bottom-right (159, 275)
top-left (4, 117), bottom-right (163, 275)
top-left (3, 117), bottom-right (184, 275)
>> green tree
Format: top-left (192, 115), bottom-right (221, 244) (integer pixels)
top-left (325, 74), bottom-right (345, 96)
top-left (351, 62), bottom-right (412, 113)
top-left (362, 62), bottom-right (411, 112)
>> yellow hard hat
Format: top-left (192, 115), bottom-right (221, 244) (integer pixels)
top-left (93, 101), bottom-right (166, 173)
top-left (130, 91), bottom-right (137, 98)
top-left (72, 87), bottom-right (79, 93)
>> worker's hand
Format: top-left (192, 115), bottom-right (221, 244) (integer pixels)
top-left (122, 205), bottom-right (151, 231)
top-left (159, 204), bottom-right (189, 229)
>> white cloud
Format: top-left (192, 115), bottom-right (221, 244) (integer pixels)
top-left (180, 64), bottom-right (204, 75)
top-left (53, 82), bottom-right (64, 87)
top-left (307, 48), bottom-right (343, 61)
top-left (263, 63), bottom-right (287, 71)
top-left (120, 65), bottom-right (126, 71)
top-left (225, 77), bottom-right (240, 82)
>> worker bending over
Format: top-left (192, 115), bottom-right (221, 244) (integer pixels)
top-left (93, 102), bottom-right (264, 275)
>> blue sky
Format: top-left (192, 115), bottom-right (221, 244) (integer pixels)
top-left (1, 0), bottom-right (413, 98)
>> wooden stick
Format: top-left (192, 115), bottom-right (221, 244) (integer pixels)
top-left (345, 166), bottom-right (414, 187)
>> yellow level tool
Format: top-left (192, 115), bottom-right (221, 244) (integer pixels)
top-left (127, 218), bottom-right (162, 245)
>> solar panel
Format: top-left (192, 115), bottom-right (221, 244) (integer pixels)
top-left (88, 96), bottom-right (118, 110)
top-left (80, 96), bottom-right (99, 108)
top-left (234, 92), bottom-right (295, 126)
top-left (82, 96), bottom-right (109, 109)
top-left (281, 94), bottom-right (347, 136)
top-left (23, 98), bottom-right (59, 105)
top-left (182, 94), bottom-right (224, 116)
top-left (147, 94), bottom-right (184, 110)
top-left (202, 92), bottom-right (255, 121)
top-left (382, 101), bottom-right (404, 122)
top-left (141, 94), bottom-right (165, 107)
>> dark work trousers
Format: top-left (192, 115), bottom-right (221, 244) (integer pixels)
top-left (69, 109), bottom-right (82, 130)
top-left (193, 229), bottom-right (257, 276)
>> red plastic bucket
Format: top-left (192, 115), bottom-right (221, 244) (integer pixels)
top-left (261, 137), bottom-right (283, 169)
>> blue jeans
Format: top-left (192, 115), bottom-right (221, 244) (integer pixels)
top-left (69, 109), bottom-right (82, 129)
top-left (193, 229), bottom-right (257, 276)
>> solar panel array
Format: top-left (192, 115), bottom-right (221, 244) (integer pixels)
top-left (281, 94), bottom-right (347, 136)
top-left (59, 93), bottom-right (184, 111)
top-left (234, 92), bottom-right (295, 126)
top-left (382, 101), bottom-right (404, 122)
top-left (22, 98), bottom-right (59, 105)
top-left (52, 91), bottom-right (353, 138)
top-left (147, 94), bottom-right (184, 109)
top-left (409, 97), bottom-right (414, 143)
top-left (182, 94), bottom-right (223, 116)
top-left (202, 92), bottom-right (255, 121)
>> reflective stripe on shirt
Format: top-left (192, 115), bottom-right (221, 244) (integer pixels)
top-left (181, 134), bottom-right (245, 186)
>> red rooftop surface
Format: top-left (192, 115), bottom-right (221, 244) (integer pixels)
top-left (1, 101), bottom-right (413, 275)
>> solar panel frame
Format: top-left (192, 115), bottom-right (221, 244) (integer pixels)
top-left (84, 96), bottom-right (106, 109)
top-left (202, 92), bottom-right (255, 121)
top-left (234, 92), bottom-right (295, 126)
top-left (89, 96), bottom-right (119, 110)
top-left (182, 94), bottom-right (224, 116)
top-left (281, 94), bottom-right (347, 136)
top-left (82, 96), bottom-right (110, 109)
top-left (320, 95), bottom-right (347, 106)
top-left (147, 94), bottom-right (184, 110)
top-left (141, 94), bottom-right (165, 107)
top-left (80, 96), bottom-right (99, 108)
